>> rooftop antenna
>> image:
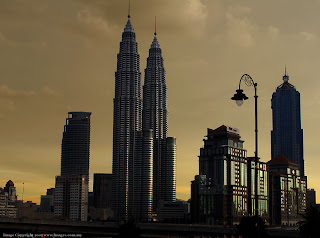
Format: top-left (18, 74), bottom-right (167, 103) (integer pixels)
top-left (22, 182), bottom-right (24, 203)
top-left (285, 64), bottom-right (287, 76)
top-left (154, 16), bottom-right (157, 36)
top-left (128, 0), bottom-right (131, 18)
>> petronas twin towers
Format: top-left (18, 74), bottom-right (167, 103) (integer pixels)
top-left (112, 14), bottom-right (176, 221)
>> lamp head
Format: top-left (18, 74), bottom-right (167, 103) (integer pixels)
top-left (231, 89), bottom-right (248, 106)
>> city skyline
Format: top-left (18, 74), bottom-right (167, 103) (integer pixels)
top-left (0, 0), bottom-right (320, 204)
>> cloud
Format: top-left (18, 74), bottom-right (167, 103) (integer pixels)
top-left (300, 31), bottom-right (316, 41)
top-left (268, 25), bottom-right (280, 40)
top-left (225, 6), bottom-right (257, 47)
top-left (0, 85), bottom-right (62, 98)
top-left (77, 7), bottom-right (116, 38)
top-left (182, 0), bottom-right (208, 36)
top-left (41, 86), bottom-right (62, 97)
top-left (0, 85), bottom-right (36, 97)
top-left (0, 31), bottom-right (47, 48)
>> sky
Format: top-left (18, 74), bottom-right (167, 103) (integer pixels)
top-left (0, 0), bottom-right (319, 204)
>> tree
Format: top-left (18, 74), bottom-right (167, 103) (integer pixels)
top-left (237, 216), bottom-right (268, 238)
top-left (299, 206), bottom-right (320, 238)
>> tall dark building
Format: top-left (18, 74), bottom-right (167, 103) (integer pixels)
top-left (61, 112), bottom-right (91, 176)
top-left (93, 173), bottom-right (112, 209)
top-left (142, 21), bottom-right (176, 212)
top-left (112, 13), bottom-right (153, 221)
top-left (54, 112), bottom-right (91, 221)
top-left (190, 175), bottom-right (200, 223)
top-left (271, 68), bottom-right (304, 176)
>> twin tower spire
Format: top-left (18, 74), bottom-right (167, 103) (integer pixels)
top-left (112, 8), bottom-right (176, 221)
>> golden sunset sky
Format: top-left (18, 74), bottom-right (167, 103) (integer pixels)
top-left (0, 0), bottom-right (319, 204)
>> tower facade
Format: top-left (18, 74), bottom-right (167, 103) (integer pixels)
top-left (54, 112), bottom-right (91, 221)
top-left (142, 29), bottom-right (176, 212)
top-left (196, 125), bottom-right (268, 225)
top-left (93, 173), bottom-right (112, 209)
top-left (61, 112), bottom-right (91, 176)
top-left (112, 14), bottom-right (150, 221)
top-left (271, 69), bottom-right (304, 176)
top-left (267, 155), bottom-right (306, 225)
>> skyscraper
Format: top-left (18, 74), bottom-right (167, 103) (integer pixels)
top-left (112, 13), bottom-right (145, 221)
top-left (271, 68), bottom-right (304, 176)
top-left (61, 112), bottom-right (91, 176)
top-left (54, 112), bottom-right (91, 221)
top-left (142, 22), bottom-right (176, 212)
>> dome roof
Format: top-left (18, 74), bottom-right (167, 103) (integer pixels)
top-left (6, 180), bottom-right (14, 187)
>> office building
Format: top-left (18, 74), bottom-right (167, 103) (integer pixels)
top-left (0, 181), bottom-right (17, 218)
top-left (40, 188), bottom-right (55, 212)
top-left (271, 68), bottom-right (304, 176)
top-left (157, 200), bottom-right (189, 223)
top-left (61, 112), bottom-right (91, 176)
top-left (267, 155), bottom-right (306, 226)
top-left (54, 175), bottom-right (89, 221)
top-left (93, 173), bottom-right (112, 209)
top-left (191, 175), bottom-right (200, 223)
top-left (54, 112), bottom-right (91, 221)
top-left (195, 125), bottom-right (268, 225)
top-left (247, 157), bottom-right (268, 219)
top-left (112, 11), bottom-right (150, 221)
top-left (306, 189), bottom-right (316, 209)
top-left (4, 180), bottom-right (17, 204)
top-left (142, 20), bottom-right (176, 212)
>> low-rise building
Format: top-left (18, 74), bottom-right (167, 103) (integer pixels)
top-left (0, 181), bottom-right (18, 218)
top-left (267, 155), bottom-right (306, 226)
top-left (193, 125), bottom-right (268, 225)
top-left (157, 200), bottom-right (189, 223)
top-left (40, 188), bottom-right (55, 212)
top-left (54, 175), bottom-right (89, 221)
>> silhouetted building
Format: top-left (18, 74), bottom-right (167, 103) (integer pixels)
top-left (143, 25), bottom-right (176, 213)
top-left (112, 10), bottom-right (155, 221)
top-left (40, 188), bottom-right (55, 212)
top-left (88, 192), bottom-right (94, 207)
top-left (61, 112), bottom-right (91, 176)
top-left (267, 155), bottom-right (306, 226)
top-left (196, 125), bottom-right (268, 225)
top-left (271, 69), bottom-right (304, 176)
top-left (54, 112), bottom-right (91, 221)
top-left (306, 189), bottom-right (316, 208)
top-left (93, 173), bottom-right (112, 209)
top-left (4, 180), bottom-right (17, 203)
top-left (157, 200), bottom-right (189, 223)
top-left (191, 175), bottom-right (200, 223)
top-left (46, 188), bottom-right (55, 196)
top-left (112, 13), bottom-right (143, 222)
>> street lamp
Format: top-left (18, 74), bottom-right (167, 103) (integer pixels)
top-left (231, 74), bottom-right (259, 217)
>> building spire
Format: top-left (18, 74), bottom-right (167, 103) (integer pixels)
top-left (285, 64), bottom-right (287, 76)
top-left (128, 0), bottom-right (131, 18)
top-left (283, 64), bottom-right (289, 82)
top-left (154, 16), bottom-right (157, 36)
top-left (151, 16), bottom-right (160, 48)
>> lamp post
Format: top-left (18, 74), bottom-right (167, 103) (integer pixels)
top-left (231, 74), bottom-right (259, 217)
